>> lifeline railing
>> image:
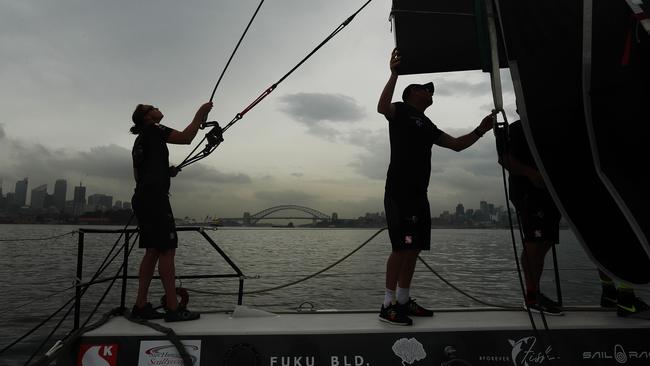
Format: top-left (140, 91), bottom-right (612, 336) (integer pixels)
top-left (73, 226), bottom-right (245, 330)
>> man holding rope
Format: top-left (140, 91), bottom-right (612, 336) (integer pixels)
top-left (377, 48), bottom-right (494, 325)
top-left (129, 102), bottom-right (212, 322)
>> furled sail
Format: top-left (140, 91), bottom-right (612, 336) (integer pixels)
top-left (390, 0), bottom-right (507, 74)
top-left (392, 0), bottom-right (650, 285)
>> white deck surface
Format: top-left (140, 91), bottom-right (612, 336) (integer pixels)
top-left (84, 307), bottom-right (650, 337)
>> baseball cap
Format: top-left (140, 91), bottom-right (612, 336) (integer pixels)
top-left (402, 82), bottom-right (434, 101)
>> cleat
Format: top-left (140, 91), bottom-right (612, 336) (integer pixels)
top-left (405, 298), bottom-right (434, 317)
top-left (379, 303), bottom-right (413, 326)
top-left (131, 302), bottom-right (165, 320)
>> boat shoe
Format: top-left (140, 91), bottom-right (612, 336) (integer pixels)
top-left (165, 305), bottom-right (201, 322)
top-left (131, 302), bottom-right (165, 320)
top-left (405, 298), bottom-right (434, 317)
top-left (379, 302), bottom-right (412, 326)
top-left (617, 297), bottom-right (650, 319)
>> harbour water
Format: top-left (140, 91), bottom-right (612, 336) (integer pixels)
top-left (1, 224), bottom-right (647, 365)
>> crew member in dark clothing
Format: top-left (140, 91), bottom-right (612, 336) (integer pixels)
top-left (377, 48), bottom-right (495, 325)
top-left (130, 102), bottom-right (212, 322)
top-left (495, 116), bottom-right (563, 315)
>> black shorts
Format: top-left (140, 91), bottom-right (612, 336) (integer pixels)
top-left (512, 190), bottom-right (560, 244)
top-left (132, 191), bottom-right (178, 250)
top-left (384, 190), bottom-right (431, 251)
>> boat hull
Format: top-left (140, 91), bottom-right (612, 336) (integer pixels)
top-left (61, 309), bottom-right (650, 365)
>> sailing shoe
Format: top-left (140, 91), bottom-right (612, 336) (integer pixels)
top-left (617, 297), bottom-right (650, 319)
top-left (539, 293), bottom-right (561, 308)
top-left (523, 301), bottom-right (564, 316)
top-left (131, 302), bottom-right (165, 320)
top-left (379, 303), bottom-right (413, 326)
top-left (405, 298), bottom-right (434, 317)
top-left (165, 305), bottom-right (201, 322)
top-left (600, 292), bottom-right (618, 309)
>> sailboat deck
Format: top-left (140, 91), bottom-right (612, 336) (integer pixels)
top-left (85, 307), bottom-right (649, 337)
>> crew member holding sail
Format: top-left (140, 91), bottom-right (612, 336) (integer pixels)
top-left (377, 48), bottom-right (495, 325)
top-left (495, 113), bottom-right (563, 316)
top-left (129, 102), bottom-right (212, 322)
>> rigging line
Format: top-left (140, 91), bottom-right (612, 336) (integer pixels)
top-left (30, 237), bottom-right (139, 366)
top-left (185, 227), bottom-right (386, 296)
top-left (0, 287), bottom-right (74, 317)
top-left (489, 3), bottom-right (555, 364)
top-left (416, 256), bottom-right (519, 310)
top-left (80, 234), bottom-right (138, 330)
top-left (0, 272), bottom-right (146, 318)
top-left (30, 307), bottom-right (123, 366)
top-left (0, 296), bottom-right (75, 356)
top-left (209, 0), bottom-right (266, 102)
top-left (4, 219), bottom-right (136, 355)
top-left (0, 235), bottom-right (138, 358)
top-left (24, 300), bottom-right (75, 366)
top-left (176, 0), bottom-right (374, 171)
top-left (0, 231), bottom-right (77, 242)
top-left (175, 0), bottom-right (267, 170)
top-left (84, 213), bottom-right (137, 291)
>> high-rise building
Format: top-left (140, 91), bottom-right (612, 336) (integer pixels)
top-left (73, 183), bottom-right (86, 216)
top-left (15, 178), bottom-right (28, 207)
top-left (87, 194), bottom-right (113, 211)
top-left (114, 200), bottom-right (123, 210)
top-left (53, 179), bottom-right (67, 212)
top-left (5, 192), bottom-right (15, 211)
top-left (455, 203), bottom-right (465, 216)
top-left (31, 184), bottom-right (48, 210)
top-left (480, 200), bottom-right (488, 214)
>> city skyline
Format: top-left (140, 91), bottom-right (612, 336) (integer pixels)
top-left (0, 174), bottom-right (504, 220)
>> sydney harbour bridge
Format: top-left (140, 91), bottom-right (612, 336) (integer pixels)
top-left (220, 205), bottom-right (334, 226)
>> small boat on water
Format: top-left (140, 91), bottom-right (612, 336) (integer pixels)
top-left (11, 0), bottom-right (650, 365)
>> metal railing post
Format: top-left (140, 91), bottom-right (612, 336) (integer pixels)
top-left (238, 278), bottom-right (244, 305)
top-left (121, 232), bottom-right (130, 310)
top-left (74, 231), bottom-right (85, 330)
top-left (551, 245), bottom-right (563, 306)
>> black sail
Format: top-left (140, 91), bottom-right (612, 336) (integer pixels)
top-left (392, 0), bottom-right (650, 284)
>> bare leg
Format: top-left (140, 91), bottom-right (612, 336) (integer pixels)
top-left (135, 248), bottom-right (159, 308)
top-left (158, 248), bottom-right (178, 310)
top-left (386, 251), bottom-right (407, 290)
top-left (521, 241), bottom-right (552, 301)
top-left (397, 250), bottom-right (420, 288)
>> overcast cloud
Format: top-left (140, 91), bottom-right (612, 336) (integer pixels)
top-left (1, 0), bottom-right (517, 219)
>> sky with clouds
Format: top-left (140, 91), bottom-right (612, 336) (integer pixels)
top-left (0, 0), bottom-right (519, 220)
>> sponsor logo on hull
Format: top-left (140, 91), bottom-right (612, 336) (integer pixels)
top-left (77, 344), bottom-right (118, 366)
top-left (138, 340), bottom-right (201, 366)
top-left (582, 344), bottom-right (650, 364)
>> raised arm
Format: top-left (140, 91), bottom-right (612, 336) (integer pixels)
top-left (377, 49), bottom-right (401, 119)
top-left (167, 102), bottom-right (213, 145)
top-left (434, 113), bottom-right (495, 152)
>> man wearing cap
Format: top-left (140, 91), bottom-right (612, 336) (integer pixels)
top-left (376, 48), bottom-right (494, 325)
top-left (129, 101), bottom-right (212, 322)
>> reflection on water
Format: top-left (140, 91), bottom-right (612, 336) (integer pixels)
top-left (1, 224), bottom-right (647, 364)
